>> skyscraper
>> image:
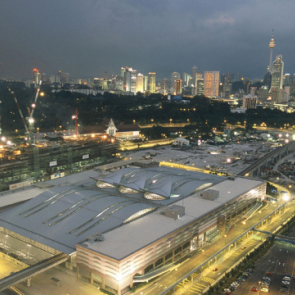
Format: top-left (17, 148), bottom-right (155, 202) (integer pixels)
top-left (204, 71), bottom-right (219, 98)
top-left (271, 55), bottom-right (284, 90)
top-left (227, 73), bottom-right (235, 83)
top-left (136, 74), bottom-right (144, 93)
top-left (182, 73), bottom-right (191, 87)
top-left (148, 72), bottom-right (156, 93)
top-left (130, 69), bottom-right (137, 94)
top-left (124, 71), bottom-right (131, 91)
top-left (175, 79), bottom-right (182, 95)
top-left (197, 79), bottom-right (204, 96)
top-left (32, 68), bottom-right (41, 84)
top-left (192, 66), bottom-right (198, 80)
top-left (171, 72), bottom-right (181, 89)
top-left (268, 28), bottom-right (275, 72)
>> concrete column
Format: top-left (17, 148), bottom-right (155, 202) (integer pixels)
top-left (90, 273), bottom-right (93, 285)
top-left (77, 267), bottom-right (80, 278)
top-left (172, 251), bottom-right (175, 262)
top-left (26, 278), bottom-right (31, 287)
top-left (191, 275), bottom-right (193, 282)
top-left (102, 277), bottom-right (105, 289)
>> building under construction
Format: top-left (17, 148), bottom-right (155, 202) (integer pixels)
top-left (0, 139), bottom-right (118, 191)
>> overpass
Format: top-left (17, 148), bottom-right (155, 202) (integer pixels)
top-left (0, 253), bottom-right (69, 292)
top-left (238, 141), bottom-right (295, 178)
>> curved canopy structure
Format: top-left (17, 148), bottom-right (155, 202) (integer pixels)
top-left (98, 167), bottom-right (223, 201)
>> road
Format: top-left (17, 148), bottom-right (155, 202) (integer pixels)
top-left (135, 200), bottom-right (295, 295)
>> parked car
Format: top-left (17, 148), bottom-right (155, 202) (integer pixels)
top-left (251, 287), bottom-right (259, 292)
top-left (261, 287), bottom-right (269, 293)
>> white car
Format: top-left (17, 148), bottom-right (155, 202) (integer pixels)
top-left (282, 281), bottom-right (290, 285)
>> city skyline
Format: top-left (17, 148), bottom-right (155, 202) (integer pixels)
top-left (1, 0), bottom-right (295, 80)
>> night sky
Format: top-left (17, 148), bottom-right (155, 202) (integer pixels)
top-left (0, 0), bottom-right (294, 80)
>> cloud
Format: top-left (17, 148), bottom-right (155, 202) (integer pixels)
top-left (206, 15), bottom-right (235, 26)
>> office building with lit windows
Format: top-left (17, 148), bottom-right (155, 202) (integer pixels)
top-left (175, 79), bottom-right (182, 95)
top-left (0, 166), bottom-right (266, 295)
top-left (148, 72), bottom-right (156, 93)
top-left (204, 71), bottom-right (220, 98)
top-left (271, 55), bottom-right (284, 91)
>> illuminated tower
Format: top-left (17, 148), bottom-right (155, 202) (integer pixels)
top-left (148, 72), bottom-right (156, 93)
top-left (175, 79), bottom-right (182, 94)
top-left (204, 71), bottom-right (219, 98)
top-left (32, 68), bottom-right (40, 84)
top-left (268, 28), bottom-right (275, 72)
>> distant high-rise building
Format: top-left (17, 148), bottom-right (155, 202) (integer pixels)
top-left (124, 71), bottom-right (131, 91)
top-left (148, 72), bottom-right (156, 93)
top-left (171, 72), bottom-right (181, 89)
top-left (136, 74), bottom-right (144, 93)
top-left (49, 75), bottom-right (56, 84)
top-left (102, 80), bottom-right (108, 90)
top-left (56, 70), bottom-right (69, 84)
top-left (116, 76), bottom-right (124, 90)
top-left (93, 78), bottom-right (103, 87)
top-left (243, 95), bottom-right (257, 109)
top-left (250, 87), bottom-right (257, 95)
top-left (32, 68), bottom-right (41, 84)
top-left (130, 69), bottom-right (137, 94)
top-left (143, 76), bottom-right (148, 92)
top-left (192, 66), bottom-right (198, 80)
top-left (104, 72), bottom-right (108, 80)
top-left (195, 73), bottom-right (203, 94)
top-left (204, 71), bottom-right (219, 98)
top-left (257, 86), bottom-right (270, 102)
top-left (283, 73), bottom-right (290, 87)
top-left (175, 79), bottom-right (182, 95)
top-left (237, 73), bottom-right (243, 81)
top-left (161, 78), bottom-right (170, 95)
top-left (221, 73), bottom-right (226, 85)
top-left (227, 73), bottom-right (234, 83)
top-left (121, 67), bottom-right (126, 77)
top-left (263, 72), bottom-right (272, 89)
top-left (268, 28), bottom-right (276, 73)
top-left (271, 55), bottom-right (284, 91)
top-left (182, 72), bottom-right (191, 87)
top-left (223, 76), bottom-right (232, 95)
top-left (41, 73), bottom-right (48, 83)
top-left (197, 79), bottom-right (204, 96)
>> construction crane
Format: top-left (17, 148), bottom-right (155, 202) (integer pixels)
top-left (9, 79), bottom-right (43, 143)
top-left (27, 80), bottom-right (42, 133)
top-left (72, 108), bottom-right (79, 137)
top-left (10, 90), bottom-right (29, 134)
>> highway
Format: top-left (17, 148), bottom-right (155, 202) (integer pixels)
top-left (134, 200), bottom-right (295, 295)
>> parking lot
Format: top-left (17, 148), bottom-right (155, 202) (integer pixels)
top-left (233, 242), bottom-right (295, 294)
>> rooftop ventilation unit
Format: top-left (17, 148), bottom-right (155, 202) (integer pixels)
top-left (201, 189), bottom-right (219, 201)
top-left (164, 205), bottom-right (185, 220)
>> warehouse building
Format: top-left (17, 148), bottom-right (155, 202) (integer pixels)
top-left (0, 167), bottom-right (266, 294)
